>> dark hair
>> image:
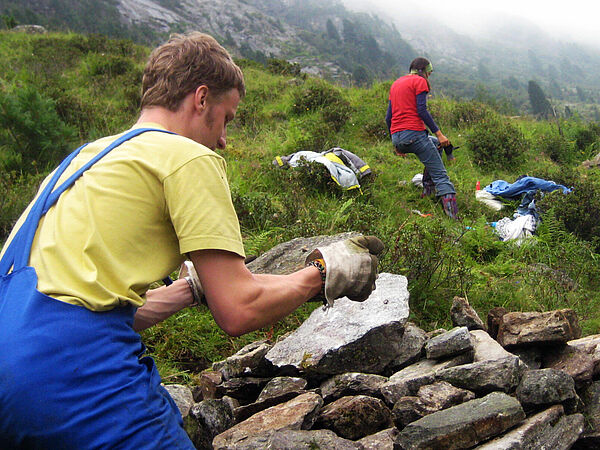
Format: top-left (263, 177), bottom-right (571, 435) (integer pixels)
top-left (409, 57), bottom-right (432, 75)
top-left (141, 32), bottom-right (245, 111)
top-left (409, 57), bottom-right (432, 89)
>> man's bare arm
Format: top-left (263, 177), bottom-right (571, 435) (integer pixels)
top-left (190, 249), bottom-right (322, 336)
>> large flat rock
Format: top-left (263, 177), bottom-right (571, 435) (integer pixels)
top-left (265, 273), bottom-right (410, 377)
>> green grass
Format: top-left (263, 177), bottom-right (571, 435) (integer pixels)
top-left (2, 31), bottom-right (600, 383)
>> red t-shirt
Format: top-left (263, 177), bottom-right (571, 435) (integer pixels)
top-left (388, 74), bottom-right (429, 134)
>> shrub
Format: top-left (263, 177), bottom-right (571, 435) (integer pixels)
top-left (536, 133), bottom-right (576, 164)
top-left (466, 117), bottom-right (528, 170)
top-left (83, 53), bottom-right (135, 77)
top-left (536, 180), bottom-right (600, 252)
top-left (384, 218), bottom-right (471, 326)
top-left (291, 79), bottom-right (351, 131)
top-left (231, 187), bottom-right (280, 230)
top-left (449, 101), bottom-right (495, 128)
top-left (0, 84), bottom-right (77, 171)
top-left (429, 100), bottom-right (494, 130)
top-left (570, 122), bottom-right (600, 156)
top-left (284, 115), bottom-right (337, 153)
top-left (266, 58), bottom-right (302, 77)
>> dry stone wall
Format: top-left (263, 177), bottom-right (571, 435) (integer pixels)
top-left (163, 234), bottom-right (599, 449)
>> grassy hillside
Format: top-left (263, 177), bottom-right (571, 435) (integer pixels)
top-left (2, 31), bottom-right (600, 382)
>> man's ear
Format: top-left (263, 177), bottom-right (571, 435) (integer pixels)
top-left (194, 85), bottom-right (209, 112)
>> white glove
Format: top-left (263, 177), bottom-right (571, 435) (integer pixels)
top-left (179, 260), bottom-right (205, 306)
top-left (305, 235), bottom-right (384, 307)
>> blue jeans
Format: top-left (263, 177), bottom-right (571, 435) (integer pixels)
top-left (392, 130), bottom-right (455, 196)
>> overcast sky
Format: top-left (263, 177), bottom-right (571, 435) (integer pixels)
top-left (342, 0), bottom-right (600, 47)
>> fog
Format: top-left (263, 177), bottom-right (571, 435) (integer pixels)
top-left (341, 0), bottom-right (600, 48)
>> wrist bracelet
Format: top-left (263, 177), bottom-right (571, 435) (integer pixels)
top-left (307, 258), bottom-right (327, 304)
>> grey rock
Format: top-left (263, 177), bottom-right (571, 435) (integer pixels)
top-left (383, 322), bottom-right (427, 375)
top-left (358, 427), bottom-right (400, 450)
top-left (392, 382), bottom-right (475, 429)
top-left (246, 232), bottom-right (359, 275)
top-left (234, 377), bottom-right (308, 422)
top-left (314, 395), bottom-right (393, 440)
top-left (568, 334), bottom-right (600, 376)
top-left (582, 150), bottom-right (600, 169)
top-left (542, 343), bottom-right (595, 384)
top-left (212, 340), bottom-right (273, 380)
top-left (450, 296), bottom-right (486, 330)
top-left (516, 368), bottom-right (578, 413)
top-left (257, 376), bottom-right (308, 403)
top-left (476, 405), bottom-right (584, 450)
top-left (320, 372), bottom-right (388, 402)
top-left (162, 384), bottom-right (194, 418)
top-left (212, 392), bottom-right (323, 448)
top-left (417, 381), bottom-right (475, 410)
top-left (496, 309), bottom-right (582, 347)
top-left (13, 24), bottom-right (47, 33)
top-left (470, 329), bottom-right (514, 362)
top-left (381, 354), bottom-right (473, 406)
top-left (392, 396), bottom-right (438, 428)
top-left (425, 326), bottom-right (473, 359)
top-left (436, 355), bottom-right (525, 395)
top-left (265, 273), bottom-right (409, 378)
top-left (187, 398), bottom-right (236, 450)
top-left (218, 429), bottom-right (362, 449)
top-left (396, 392), bottom-right (525, 449)
top-left (195, 370), bottom-right (222, 400)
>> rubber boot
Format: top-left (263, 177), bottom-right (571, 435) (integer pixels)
top-left (421, 168), bottom-right (436, 197)
top-left (441, 193), bottom-right (458, 219)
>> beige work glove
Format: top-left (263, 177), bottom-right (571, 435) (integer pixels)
top-left (305, 235), bottom-right (385, 307)
top-left (179, 260), bottom-right (205, 306)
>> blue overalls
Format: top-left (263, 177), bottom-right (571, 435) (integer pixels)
top-left (0, 129), bottom-right (195, 449)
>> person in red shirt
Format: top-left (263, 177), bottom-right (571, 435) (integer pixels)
top-left (386, 57), bottom-right (458, 219)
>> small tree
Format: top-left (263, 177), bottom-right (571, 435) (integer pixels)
top-left (527, 80), bottom-right (551, 118)
top-left (326, 19), bottom-right (340, 42)
top-left (0, 84), bottom-right (76, 172)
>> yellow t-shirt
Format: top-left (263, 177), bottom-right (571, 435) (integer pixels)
top-left (0, 123), bottom-right (245, 311)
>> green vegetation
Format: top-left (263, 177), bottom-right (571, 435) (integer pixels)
top-left (2, 31), bottom-right (600, 383)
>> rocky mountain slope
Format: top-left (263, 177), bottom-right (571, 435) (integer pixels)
top-left (2, 0), bottom-right (415, 84)
top-left (3, 0), bottom-right (600, 104)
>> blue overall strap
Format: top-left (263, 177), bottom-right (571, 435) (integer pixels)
top-left (1, 128), bottom-right (174, 274)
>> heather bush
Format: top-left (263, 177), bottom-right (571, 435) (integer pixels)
top-left (466, 116), bottom-right (528, 170)
top-left (536, 180), bottom-right (600, 252)
top-left (535, 132), bottom-right (576, 164)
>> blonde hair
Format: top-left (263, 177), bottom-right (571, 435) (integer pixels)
top-left (141, 32), bottom-right (245, 111)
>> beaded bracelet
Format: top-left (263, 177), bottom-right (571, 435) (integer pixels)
top-left (307, 258), bottom-right (327, 305)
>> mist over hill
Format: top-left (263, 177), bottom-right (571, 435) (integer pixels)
top-left (1, 0), bottom-right (599, 117)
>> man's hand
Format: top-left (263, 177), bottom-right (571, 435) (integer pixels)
top-left (394, 147), bottom-right (408, 157)
top-left (305, 235), bottom-right (385, 306)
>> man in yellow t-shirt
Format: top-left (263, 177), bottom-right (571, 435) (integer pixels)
top-left (0, 32), bottom-right (383, 448)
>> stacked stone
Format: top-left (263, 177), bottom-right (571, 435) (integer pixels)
top-left (163, 288), bottom-right (600, 449)
top-left (160, 235), bottom-right (600, 449)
